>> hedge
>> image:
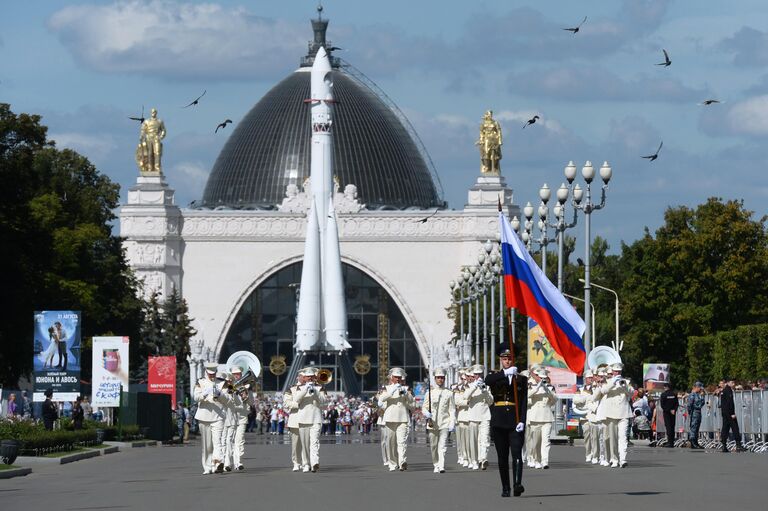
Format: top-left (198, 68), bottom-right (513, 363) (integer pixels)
top-left (687, 323), bottom-right (768, 386)
top-left (0, 418), bottom-right (142, 456)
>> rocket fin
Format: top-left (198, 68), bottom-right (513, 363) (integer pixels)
top-left (295, 200), bottom-right (321, 351)
top-left (323, 198), bottom-right (351, 351)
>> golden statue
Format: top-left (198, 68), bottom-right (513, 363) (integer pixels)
top-left (476, 110), bottom-right (502, 175)
top-left (136, 108), bottom-right (166, 175)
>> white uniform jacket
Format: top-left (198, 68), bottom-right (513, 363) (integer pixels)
top-left (454, 388), bottom-right (470, 422)
top-left (422, 387), bottom-right (456, 430)
top-left (284, 384), bottom-right (327, 425)
top-left (193, 378), bottom-right (228, 423)
top-left (573, 388), bottom-right (600, 423)
top-left (380, 384), bottom-right (415, 423)
top-left (597, 378), bottom-right (634, 420)
top-left (225, 391), bottom-right (250, 426)
top-left (464, 383), bottom-right (493, 422)
top-left (527, 381), bottom-right (557, 423)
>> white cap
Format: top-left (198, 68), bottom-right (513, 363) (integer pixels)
top-left (204, 362), bottom-right (218, 374)
top-left (389, 367), bottom-right (406, 378)
top-left (230, 365), bottom-right (244, 374)
top-left (520, 370), bottom-right (530, 378)
top-left (584, 369), bottom-right (593, 378)
top-left (533, 368), bottom-right (549, 378)
top-left (433, 367), bottom-right (446, 377)
top-left (299, 367), bottom-right (317, 377)
top-left (610, 363), bottom-right (624, 372)
top-left (470, 364), bottom-right (484, 374)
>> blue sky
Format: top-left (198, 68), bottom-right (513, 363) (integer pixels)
top-left (2, 0), bottom-right (767, 252)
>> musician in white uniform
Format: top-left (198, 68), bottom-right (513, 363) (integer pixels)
top-left (599, 362), bottom-right (633, 468)
top-left (572, 369), bottom-right (598, 464)
top-left (422, 367), bottom-right (455, 473)
top-left (285, 367), bottom-right (327, 472)
top-left (464, 364), bottom-right (493, 470)
top-left (593, 365), bottom-right (610, 466)
top-left (284, 376), bottom-right (305, 471)
top-left (224, 365), bottom-right (250, 471)
top-left (375, 386), bottom-right (390, 467)
top-left (527, 367), bottom-right (557, 469)
top-left (378, 367), bottom-right (415, 471)
top-left (193, 362), bottom-right (229, 474)
top-left (454, 368), bottom-right (470, 467)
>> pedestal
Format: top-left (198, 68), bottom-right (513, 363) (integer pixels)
top-left (464, 174), bottom-right (519, 219)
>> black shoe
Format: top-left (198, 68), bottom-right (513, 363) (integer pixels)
top-left (501, 488), bottom-right (511, 498)
top-left (543, 465), bottom-right (549, 469)
top-left (735, 446), bottom-right (746, 452)
top-left (513, 484), bottom-right (525, 497)
top-left (720, 448), bottom-right (729, 453)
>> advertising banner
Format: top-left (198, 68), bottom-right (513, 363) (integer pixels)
top-left (643, 363), bottom-right (670, 392)
top-left (33, 311), bottom-right (81, 402)
top-left (528, 318), bottom-right (578, 396)
top-left (92, 336), bottom-right (130, 407)
top-left (148, 356), bottom-right (177, 409)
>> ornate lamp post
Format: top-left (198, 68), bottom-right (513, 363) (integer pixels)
top-left (580, 278), bottom-right (621, 351)
top-left (566, 160), bottom-right (612, 370)
top-left (544, 182), bottom-right (579, 290)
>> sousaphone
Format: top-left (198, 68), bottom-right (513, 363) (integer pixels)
top-left (225, 351), bottom-right (262, 390)
top-left (587, 346), bottom-right (622, 371)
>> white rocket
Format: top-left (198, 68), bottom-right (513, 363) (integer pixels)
top-left (295, 47), bottom-right (351, 353)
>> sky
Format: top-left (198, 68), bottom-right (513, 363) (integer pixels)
top-left (2, 0), bottom-right (767, 252)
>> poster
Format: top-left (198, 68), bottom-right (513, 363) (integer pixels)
top-left (148, 356), bottom-right (177, 409)
top-left (33, 311), bottom-right (81, 402)
top-left (92, 336), bottom-right (130, 407)
top-left (528, 318), bottom-right (577, 396)
top-left (643, 363), bottom-right (670, 392)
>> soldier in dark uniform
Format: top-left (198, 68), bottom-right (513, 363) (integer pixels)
top-left (686, 382), bottom-right (705, 449)
top-left (659, 383), bottom-right (678, 447)
top-left (484, 349), bottom-right (528, 498)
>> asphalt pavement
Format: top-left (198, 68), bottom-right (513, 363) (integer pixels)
top-left (2, 432), bottom-right (766, 510)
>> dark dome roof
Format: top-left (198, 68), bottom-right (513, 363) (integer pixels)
top-left (200, 69), bottom-right (443, 210)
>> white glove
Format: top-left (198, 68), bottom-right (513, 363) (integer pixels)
top-left (423, 411), bottom-right (432, 420)
top-left (377, 400), bottom-right (386, 408)
top-left (448, 426), bottom-right (455, 433)
top-left (212, 387), bottom-right (221, 398)
top-left (515, 422), bottom-right (525, 432)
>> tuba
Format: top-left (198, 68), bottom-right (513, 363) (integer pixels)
top-left (225, 351), bottom-right (262, 392)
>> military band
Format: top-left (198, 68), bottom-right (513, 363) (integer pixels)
top-left (527, 366), bottom-right (557, 469)
top-left (284, 367), bottom-right (327, 472)
top-left (422, 367), bottom-right (455, 473)
top-left (193, 362), bottom-right (229, 474)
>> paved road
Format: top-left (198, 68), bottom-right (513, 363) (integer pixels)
top-left (2, 433), bottom-right (766, 510)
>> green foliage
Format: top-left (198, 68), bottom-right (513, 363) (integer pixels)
top-left (0, 104), bottom-right (145, 386)
top-left (619, 199), bottom-right (768, 386)
top-left (688, 323), bottom-right (768, 385)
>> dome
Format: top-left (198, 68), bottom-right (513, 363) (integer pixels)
top-left (200, 18), bottom-right (443, 210)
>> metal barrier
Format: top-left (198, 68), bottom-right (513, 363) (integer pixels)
top-left (649, 390), bottom-right (768, 452)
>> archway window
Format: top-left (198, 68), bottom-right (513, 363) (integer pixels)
top-left (219, 262), bottom-right (423, 393)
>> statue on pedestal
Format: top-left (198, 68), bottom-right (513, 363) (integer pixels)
top-left (136, 108), bottom-right (166, 175)
top-left (476, 110), bottom-right (502, 175)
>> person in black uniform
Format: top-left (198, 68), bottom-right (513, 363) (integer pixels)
top-left (719, 379), bottom-right (745, 452)
top-left (485, 349), bottom-right (528, 498)
top-left (659, 383), bottom-right (678, 447)
top-left (42, 388), bottom-right (58, 431)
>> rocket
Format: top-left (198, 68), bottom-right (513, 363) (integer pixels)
top-left (295, 47), bottom-right (351, 353)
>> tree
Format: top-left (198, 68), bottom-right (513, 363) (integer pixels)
top-left (618, 198), bottom-right (768, 386)
top-left (0, 104), bottom-right (145, 387)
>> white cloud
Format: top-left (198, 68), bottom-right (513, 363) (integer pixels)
top-left (726, 95), bottom-right (768, 135)
top-left (48, 132), bottom-right (117, 161)
top-left (48, 1), bottom-right (305, 80)
top-left (167, 160), bottom-right (210, 197)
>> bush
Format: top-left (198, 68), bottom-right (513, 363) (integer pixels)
top-left (688, 323), bottom-right (768, 386)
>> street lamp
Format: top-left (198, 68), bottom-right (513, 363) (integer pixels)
top-left (546, 181), bottom-right (578, 290)
top-left (567, 160), bottom-right (612, 371)
top-left (579, 278), bottom-right (620, 351)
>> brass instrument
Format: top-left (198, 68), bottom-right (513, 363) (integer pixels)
top-left (316, 368), bottom-right (333, 386)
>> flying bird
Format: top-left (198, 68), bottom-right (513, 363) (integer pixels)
top-left (641, 141), bottom-right (663, 162)
top-left (183, 90), bottom-right (207, 108)
top-left (215, 119), bottom-right (233, 133)
top-left (416, 208), bottom-right (439, 223)
top-left (699, 99), bottom-right (721, 106)
top-left (327, 46), bottom-right (344, 51)
top-left (656, 49), bottom-right (671, 67)
top-left (563, 16), bottom-right (587, 34)
top-left (523, 115), bottom-right (540, 129)
top-left (128, 106), bottom-right (145, 124)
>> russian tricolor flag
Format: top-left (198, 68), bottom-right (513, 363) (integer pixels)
top-left (499, 212), bottom-right (586, 374)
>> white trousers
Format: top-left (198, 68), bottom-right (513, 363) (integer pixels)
top-left (380, 425), bottom-right (390, 465)
top-left (524, 422), bottom-right (534, 462)
top-left (583, 420), bottom-right (599, 460)
top-left (198, 421), bottom-right (214, 472)
top-left (614, 417), bottom-right (629, 463)
top-left (530, 422), bottom-right (552, 466)
top-left (225, 421), bottom-right (246, 467)
top-left (478, 419), bottom-right (490, 463)
top-left (605, 419), bottom-right (627, 463)
top-left (385, 422), bottom-right (409, 468)
top-left (466, 422), bottom-right (479, 465)
top-left (428, 428), bottom-right (449, 469)
top-left (457, 421), bottom-right (469, 462)
top-left (211, 419), bottom-right (225, 464)
top-left (297, 423), bottom-right (321, 467)
top-left (289, 427), bottom-right (305, 467)
top-left (596, 422), bottom-right (607, 460)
